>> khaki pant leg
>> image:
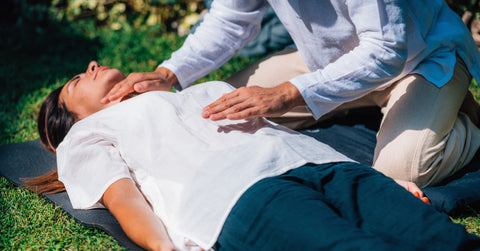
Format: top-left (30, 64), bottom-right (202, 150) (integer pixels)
top-left (372, 58), bottom-right (480, 187)
top-left (226, 47), bottom-right (308, 88)
top-left (225, 48), bottom-right (319, 129)
top-left (225, 48), bottom-right (387, 129)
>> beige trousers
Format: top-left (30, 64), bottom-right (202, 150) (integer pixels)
top-left (226, 48), bottom-right (480, 187)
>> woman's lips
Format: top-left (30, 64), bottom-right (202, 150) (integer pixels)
top-left (94, 66), bottom-right (110, 80)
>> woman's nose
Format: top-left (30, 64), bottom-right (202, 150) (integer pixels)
top-left (87, 61), bottom-right (99, 74)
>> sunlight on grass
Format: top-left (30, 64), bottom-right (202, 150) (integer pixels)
top-left (471, 80), bottom-right (480, 101)
top-left (2, 3), bottom-right (480, 249)
top-left (0, 177), bottom-right (125, 250)
top-left (0, 15), bottom-right (261, 249)
top-left (452, 208), bottom-right (480, 236)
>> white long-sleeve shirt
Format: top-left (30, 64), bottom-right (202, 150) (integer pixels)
top-left (57, 81), bottom-right (352, 250)
top-left (160, 0), bottom-right (480, 119)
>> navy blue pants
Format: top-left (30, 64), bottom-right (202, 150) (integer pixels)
top-left (214, 163), bottom-right (480, 250)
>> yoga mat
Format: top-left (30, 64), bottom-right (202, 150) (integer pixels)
top-left (0, 139), bottom-right (144, 251)
top-left (2, 110), bottom-right (479, 248)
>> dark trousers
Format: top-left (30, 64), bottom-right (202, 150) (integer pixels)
top-left (214, 163), bottom-right (480, 250)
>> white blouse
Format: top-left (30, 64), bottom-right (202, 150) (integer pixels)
top-left (160, 0), bottom-right (480, 119)
top-left (56, 81), bottom-right (352, 250)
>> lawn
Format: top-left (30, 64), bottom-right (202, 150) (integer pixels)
top-left (1, 9), bottom-right (480, 251)
top-left (0, 17), bottom-right (255, 249)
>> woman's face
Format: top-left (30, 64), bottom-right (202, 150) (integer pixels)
top-left (60, 61), bottom-right (126, 120)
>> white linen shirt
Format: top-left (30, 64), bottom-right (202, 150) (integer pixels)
top-left (160, 0), bottom-right (480, 119)
top-left (56, 81), bottom-right (352, 250)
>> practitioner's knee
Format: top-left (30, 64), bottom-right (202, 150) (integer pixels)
top-left (372, 131), bottom-right (437, 187)
top-left (374, 114), bottom-right (480, 187)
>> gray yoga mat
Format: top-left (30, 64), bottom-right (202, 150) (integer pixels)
top-left (2, 110), bottom-right (480, 249)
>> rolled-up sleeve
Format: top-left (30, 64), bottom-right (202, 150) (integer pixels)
top-left (291, 0), bottom-right (408, 119)
top-left (160, 0), bottom-right (269, 89)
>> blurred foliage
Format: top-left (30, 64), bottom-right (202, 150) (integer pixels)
top-left (447, 0), bottom-right (480, 18)
top-left (6, 0), bottom-right (206, 35)
top-left (7, 0), bottom-right (480, 36)
top-left (447, 0), bottom-right (480, 48)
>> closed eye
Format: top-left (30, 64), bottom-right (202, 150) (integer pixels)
top-left (67, 75), bottom-right (81, 93)
top-left (73, 76), bottom-right (80, 87)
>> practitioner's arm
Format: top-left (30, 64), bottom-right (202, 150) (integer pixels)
top-left (102, 178), bottom-right (175, 251)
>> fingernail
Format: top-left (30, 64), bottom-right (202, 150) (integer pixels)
top-left (421, 197), bottom-right (430, 204)
top-left (135, 84), bottom-right (143, 91)
top-left (413, 192), bottom-right (420, 198)
top-left (202, 111), bottom-right (210, 118)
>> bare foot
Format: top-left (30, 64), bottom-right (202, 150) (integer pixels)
top-left (394, 179), bottom-right (430, 204)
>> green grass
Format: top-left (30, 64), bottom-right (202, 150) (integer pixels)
top-left (0, 177), bottom-right (123, 250)
top-left (0, 17), bottom-right (257, 249)
top-left (2, 13), bottom-right (480, 251)
top-left (452, 207), bottom-right (480, 236)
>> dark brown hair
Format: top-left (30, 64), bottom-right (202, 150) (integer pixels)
top-left (38, 86), bottom-right (77, 153)
top-left (23, 85), bottom-right (77, 194)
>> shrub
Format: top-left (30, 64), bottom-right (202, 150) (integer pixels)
top-left (6, 0), bottom-right (206, 35)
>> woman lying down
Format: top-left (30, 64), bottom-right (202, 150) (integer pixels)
top-left (27, 61), bottom-right (480, 250)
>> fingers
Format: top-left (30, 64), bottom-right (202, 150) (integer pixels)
top-left (202, 83), bottom-right (304, 121)
top-left (202, 86), bottom-right (285, 121)
top-left (101, 81), bottom-right (134, 103)
top-left (134, 79), bottom-right (172, 93)
top-left (202, 90), bottom-right (257, 120)
top-left (102, 72), bottom-right (168, 104)
top-left (204, 105), bottom-right (258, 121)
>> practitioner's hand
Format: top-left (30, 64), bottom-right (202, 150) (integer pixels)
top-left (202, 82), bottom-right (306, 121)
top-left (101, 67), bottom-right (178, 104)
top-left (394, 179), bottom-right (430, 204)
